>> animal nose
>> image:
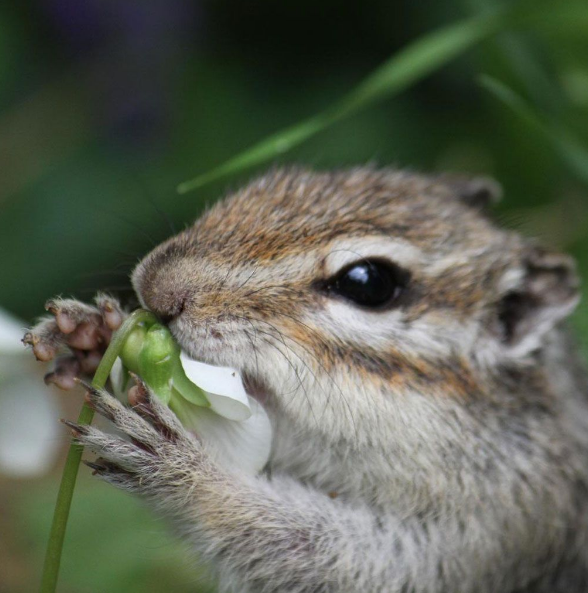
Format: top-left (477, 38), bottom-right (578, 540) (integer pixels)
top-left (131, 247), bottom-right (193, 324)
top-left (140, 283), bottom-right (189, 324)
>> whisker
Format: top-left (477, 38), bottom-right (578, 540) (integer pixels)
top-left (260, 311), bottom-right (360, 441)
top-left (237, 309), bottom-right (264, 386)
top-left (235, 267), bottom-right (259, 292)
top-left (75, 270), bottom-right (131, 279)
top-left (239, 316), bottom-right (309, 400)
top-left (244, 317), bottom-right (359, 441)
top-left (146, 195), bottom-right (177, 236)
top-left (101, 247), bottom-right (143, 261)
top-left (242, 328), bottom-right (262, 390)
top-left (232, 315), bottom-right (318, 418)
top-left (103, 210), bottom-right (159, 247)
top-left (256, 335), bottom-right (317, 400)
top-left (79, 284), bottom-right (134, 294)
top-left (119, 166), bottom-right (178, 237)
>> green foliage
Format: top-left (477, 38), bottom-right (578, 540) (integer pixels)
top-left (20, 481), bottom-right (214, 593)
top-left (178, 1), bottom-right (588, 193)
top-left (178, 11), bottom-right (503, 193)
top-left (480, 75), bottom-right (588, 185)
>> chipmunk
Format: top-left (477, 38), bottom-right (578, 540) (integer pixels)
top-left (24, 167), bottom-right (588, 592)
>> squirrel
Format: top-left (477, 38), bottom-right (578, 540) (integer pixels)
top-left (24, 167), bottom-right (588, 592)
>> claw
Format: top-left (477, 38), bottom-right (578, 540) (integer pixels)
top-left (23, 330), bottom-right (56, 362)
top-left (102, 303), bottom-right (123, 331)
top-left (83, 460), bottom-right (107, 474)
top-left (23, 318), bottom-right (64, 361)
top-left (83, 387), bottom-right (117, 421)
top-left (74, 376), bottom-right (92, 390)
top-left (44, 299), bottom-right (58, 315)
top-left (60, 419), bottom-right (88, 437)
top-left (96, 294), bottom-right (125, 331)
top-left (81, 387), bottom-right (100, 412)
top-left (127, 376), bottom-right (182, 442)
top-left (82, 383), bottom-right (106, 402)
top-left (22, 331), bottom-right (38, 346)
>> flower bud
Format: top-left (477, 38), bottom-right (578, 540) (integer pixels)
top-left (137, 324), bottom-right (177, 404)
top-left (119, 324), bottom-right (147, 374)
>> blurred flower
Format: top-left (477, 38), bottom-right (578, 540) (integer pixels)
top-left (0, 308), bottom-right (61, 478)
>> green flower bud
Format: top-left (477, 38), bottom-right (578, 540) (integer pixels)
top-left (137, 324), bottom-right (177, 404)
top-left (115, 321), bottom-right (209, 408)
top-left (119, 324), bottom-right (148, 374)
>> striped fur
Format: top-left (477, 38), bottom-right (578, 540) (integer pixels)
top-left (126, 167), bottom-right (588, 592)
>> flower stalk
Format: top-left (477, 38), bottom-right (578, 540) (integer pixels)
top-left (40, 309), bottom-right (158, 593)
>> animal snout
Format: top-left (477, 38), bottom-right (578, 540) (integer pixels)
top-left (134, 267), bottom-right (191, 324)
top-left (145, 286), bottom-right (189, 323)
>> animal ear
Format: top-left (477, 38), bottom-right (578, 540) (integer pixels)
top-left (439, 174), bottom-right (503, 210)
top-left (495, 247), bottom-right (580, 355)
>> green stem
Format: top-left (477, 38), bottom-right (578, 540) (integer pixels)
top-left (40, 309), bottom-right (158, 593)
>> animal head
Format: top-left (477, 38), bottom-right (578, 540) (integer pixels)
top-left (132, 168), bottom-right (580, 454)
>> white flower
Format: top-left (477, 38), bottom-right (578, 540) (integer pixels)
top-left (111, 324), bottom-right (272, 475)
top-left (176, 353), bottom-right (272, 475)
top-left (178, 353), bottom-right (251, 421)
top-left (0, 307), bottom-right (61, 478)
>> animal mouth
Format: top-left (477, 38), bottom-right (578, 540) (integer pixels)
top-left (168, 323), bottom-right (273, 409)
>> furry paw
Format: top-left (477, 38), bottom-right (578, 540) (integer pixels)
top-left (23, 294), bottom-right (126, 389)
top-left (65, 380), bottom-right (204, 503)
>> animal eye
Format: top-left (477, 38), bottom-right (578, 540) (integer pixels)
top-left (324, 259), bottom-right (409, 309)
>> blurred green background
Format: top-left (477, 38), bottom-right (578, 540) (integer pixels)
top-left (1, 0), bottom-right (587, 591)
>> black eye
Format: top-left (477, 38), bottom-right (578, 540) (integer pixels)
top-left (323, 259), bottom-right (409, 309)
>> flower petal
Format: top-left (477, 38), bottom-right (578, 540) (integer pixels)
top-left (0, 307), bottom-right (61, 477)
top-left (179, 352), bottom-right (251, 421)
top-left (0, 376), bottom-right (61, 478)
top-left (172, 395), bottom-right (272, 475)
top-left (0, 307), bottom-right (27, 353)
top-left (110, 357), bottom-right (128, 401)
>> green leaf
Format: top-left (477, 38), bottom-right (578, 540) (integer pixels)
top-left (177, 11), bottom-right (505, 194)
top-left (479, 75), bottom-right (588, 186)
top-left (176, 0), bottom-right (588, 194)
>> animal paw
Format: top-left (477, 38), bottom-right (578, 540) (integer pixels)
top-left (23, 294), bottom-right (126, 390)
top-left (65, 379), bottom-right (204, 502)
